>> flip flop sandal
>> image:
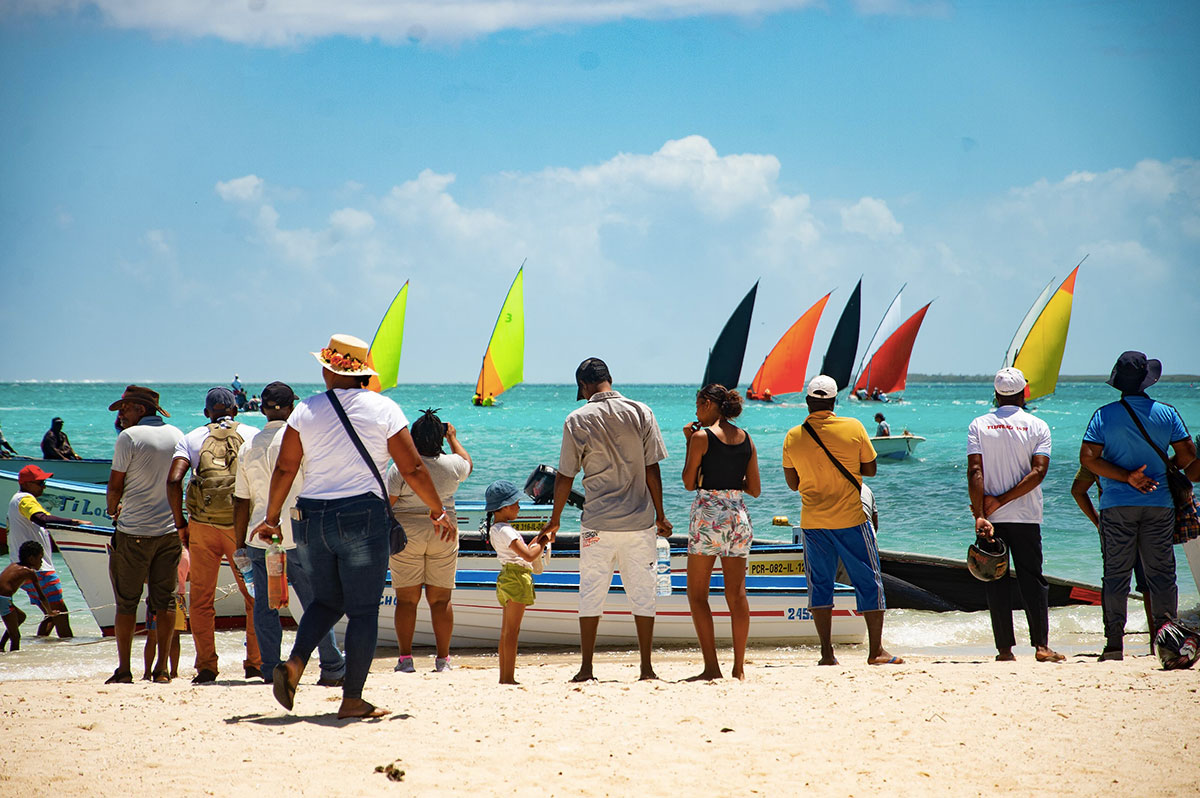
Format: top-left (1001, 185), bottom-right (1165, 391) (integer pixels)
top-left (153, 670), bottom-right (172, 684)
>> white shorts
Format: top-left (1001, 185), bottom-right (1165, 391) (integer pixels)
top-left (578, 526), bottom-right (658, 618)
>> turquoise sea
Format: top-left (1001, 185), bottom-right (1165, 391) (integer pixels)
top-left (2, 380), bottom-right (1198, 676)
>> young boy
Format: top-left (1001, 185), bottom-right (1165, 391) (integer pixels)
top-left (1, 550), bottom-right (50, 652)
top-left (14, 541), bottom-right (64, 638)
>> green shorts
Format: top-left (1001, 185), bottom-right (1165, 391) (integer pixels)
top-left (496, 563), bottom-right (535, 606)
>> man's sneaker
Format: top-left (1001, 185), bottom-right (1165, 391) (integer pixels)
top-left (435, 657), bottom-right (452, 673)
top-left (1099, 648), bottom-right (1124, 662)
top-left (394, 655), bottom-right (415, 673)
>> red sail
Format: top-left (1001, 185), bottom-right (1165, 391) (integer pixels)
top-left (853, 302), bottom-right (932, 395)
top-left (748, 293), bottom-right (831, 398)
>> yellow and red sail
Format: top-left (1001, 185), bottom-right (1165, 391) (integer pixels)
top-left (1007, 265), bottom-right (1081, 401)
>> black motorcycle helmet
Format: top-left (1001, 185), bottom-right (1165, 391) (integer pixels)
top-left (1154, 619), bottom-right (1200, 670)
top-left (967, 535), bottom-right (1009, 582)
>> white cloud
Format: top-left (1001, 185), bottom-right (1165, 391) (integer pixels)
top-left (142, 229), bottom-right (172, 256)
top-left (209, 142), bottom-right (1200, 379)
top-left (215, 174), bottom-right (263, 203)
top-left (840, 197), bottom-right (903, 238)
top-left (851, 0), bottom-right (951, 17)
top-left (9, 1), bottom-right (827, 44)
top-left (329, 207), bottom-right (375, 236)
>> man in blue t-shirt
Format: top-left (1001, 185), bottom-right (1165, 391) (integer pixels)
top-left (1080, 351), bottom-right (1199, 661)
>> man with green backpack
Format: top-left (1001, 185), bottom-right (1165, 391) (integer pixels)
top-left (167, 387), bottom-right (260, 684)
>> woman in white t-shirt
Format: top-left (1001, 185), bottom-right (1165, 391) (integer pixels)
top-left (253, 334), bottom-right (455, 721)
top-left (387, 409), bottom-right (472, 674)
top-left (485, 479), bottom-right (548, 685)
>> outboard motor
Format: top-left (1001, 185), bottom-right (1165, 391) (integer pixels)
top-left (524, 464), bottom-right (585, 509)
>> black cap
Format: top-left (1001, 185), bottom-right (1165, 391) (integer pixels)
top-left (1106, 351), bottom-right (1162, 394)
top-left (261, 381), bottom-right (300, 409)
top-left (575, 357), bottom-right (612, 401)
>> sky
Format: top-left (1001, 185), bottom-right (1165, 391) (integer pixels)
top-left (1, 0), bottom-right (1198, 385)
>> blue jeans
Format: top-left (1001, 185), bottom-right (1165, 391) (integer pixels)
top-left (288, 492), bottom-right (389, 701)
top-left (248, 547), bottom-right (345, 682)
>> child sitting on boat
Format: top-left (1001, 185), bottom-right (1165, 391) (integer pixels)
top-left (484, 480), bottom-right (548, 685)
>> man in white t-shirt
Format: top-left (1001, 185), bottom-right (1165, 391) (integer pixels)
top-left (233, 381), bottom-right (345, 687)
top-left (967, 367), bottom-right (1064, 663)
top-left (167, 386), bottom-right (260, 684)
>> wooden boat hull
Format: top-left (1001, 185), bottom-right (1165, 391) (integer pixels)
top-left (870, 434), bottom-right (924, 460)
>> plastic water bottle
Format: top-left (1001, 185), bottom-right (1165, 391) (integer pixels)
top-left (266, 535), bottom-right (288, 610)
top-left (655, 536), bottom-right (672, 596)
top-left (232, 547), bottom-right (254, 599)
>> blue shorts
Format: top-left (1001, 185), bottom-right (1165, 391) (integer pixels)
top-left (0, 594), bottom-right (13, 617)
top-left (21, 568), bottom-right (64, 609)
top-left (802, 522), bottom-right (886, 612)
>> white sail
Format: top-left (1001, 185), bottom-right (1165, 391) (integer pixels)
top-left (853, 284), bottom-right (904, 391)
top-left (1003, 277), bottom-right (1057, 368)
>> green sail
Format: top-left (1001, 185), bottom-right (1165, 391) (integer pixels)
top-left (367, 281), bottom-right (408, 392)
top-left (474, 266), bottom-right (525, 402)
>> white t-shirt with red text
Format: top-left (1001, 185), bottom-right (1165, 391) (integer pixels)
top-left (966, 405), bottom-right (1052, 524)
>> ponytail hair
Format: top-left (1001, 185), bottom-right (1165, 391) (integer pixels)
top-left (483, 511), bottom-right (495, 551)
top-left (410, 408), bottom-right (446, 457)
top-left (697, 383), bottom-right (743, 420)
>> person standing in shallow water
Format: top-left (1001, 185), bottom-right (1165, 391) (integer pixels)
top-left (681, 384), bottom-right (759, 681)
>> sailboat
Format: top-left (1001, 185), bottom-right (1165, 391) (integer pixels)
top-left (1003, 258), bottom-right (1085, 401)
top-left (473, 264), bottom-right (525, 406)
top-left (819, 278), bottom-right (862, 392)
top-left (853, 286), bottom-right (934, 401)
top-left (367, 281), bottom-right (409, 393)
top-left (701, 281), bottom-right (758, 390)
top-left (746, 292), bottom-right (832, 401)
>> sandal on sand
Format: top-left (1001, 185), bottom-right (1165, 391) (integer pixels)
top-left (105, 669), bottom-right (133, 684)
top-left (272, 664), bottom-right (296, 711)
top-left (153, 670), bottom-right (172, 684)
top-left (337, 703), bottom-right (391, 720)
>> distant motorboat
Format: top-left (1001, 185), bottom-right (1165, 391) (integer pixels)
top-left (870, 433), bottom-right (926, 460)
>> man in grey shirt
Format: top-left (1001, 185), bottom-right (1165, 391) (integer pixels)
top-left (541, 358), bottom-right (670, 681)
top-left (105, 385), bottom-right (184, 684)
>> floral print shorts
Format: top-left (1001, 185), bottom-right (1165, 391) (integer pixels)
top-left (689, 489), bottom-right (753, 557)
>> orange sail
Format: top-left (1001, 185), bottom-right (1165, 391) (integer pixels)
top-left (853, 302), bottom-right (933, 395)
top-left (747, 293), bottom-right (831, 398)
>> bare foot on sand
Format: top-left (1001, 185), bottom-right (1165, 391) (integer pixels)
top-left (684, 669), bottom-right (723, 682)
top-left (731, 667), bottom-right (745, 680)
top-left (337, 700), bottom-right (391, 720)
top-left (818, 655), bottom-right (839, 666)
top-left (500, 678), bottom-right (520, 685)
top-left (639, 669), bottom-right (659, 681)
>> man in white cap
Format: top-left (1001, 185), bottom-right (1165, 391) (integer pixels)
top-left (1080, 351), bottom-right (1198, 661)
top-left (967, 367), bottom-right (1064, 663)
top-left (782, 375), bottom-right (900, 666)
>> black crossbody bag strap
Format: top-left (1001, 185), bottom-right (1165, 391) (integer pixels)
top-left (802, 421), bottom-right (862, 493)
top-left (1119, 399), bottom-right (1175, 470)
top-left (326, 389), bottom-right (390, 500)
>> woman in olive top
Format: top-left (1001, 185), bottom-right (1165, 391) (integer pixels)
top-left (681, 383), bottom-right (760, 680)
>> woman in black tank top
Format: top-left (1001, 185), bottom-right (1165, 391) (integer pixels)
top-left (681, 384), bottom-right (761, 681)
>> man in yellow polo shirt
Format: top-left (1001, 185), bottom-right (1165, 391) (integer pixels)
top-left (782, 375), bottom-right (902, 667)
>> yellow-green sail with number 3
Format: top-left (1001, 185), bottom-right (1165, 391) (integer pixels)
top-left (1005, 262), bottom-right (1083, 401)
top-left (473, 265), bottom-right (525, 404)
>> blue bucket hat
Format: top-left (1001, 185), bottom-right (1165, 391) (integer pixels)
top-left (484, 479), bottom-right (523, 512)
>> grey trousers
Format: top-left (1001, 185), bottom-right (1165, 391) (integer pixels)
top-left (1098, 505), bottom-right (1176, 647)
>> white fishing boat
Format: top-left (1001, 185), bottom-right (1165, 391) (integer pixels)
top-left (0, 456), bottom-right (112, 484)
top-left (870, 433), bottom-right (925, 460)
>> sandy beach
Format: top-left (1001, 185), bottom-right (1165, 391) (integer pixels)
top-left (2, 643), bottom-right (1197, 797)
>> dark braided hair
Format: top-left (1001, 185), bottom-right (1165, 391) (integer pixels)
top-left (410, 408), bottom-right (446, 457)
top-left (696, 383), bottom-right (743, 420)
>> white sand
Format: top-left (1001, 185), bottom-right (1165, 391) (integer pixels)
top-left (2, 646), bottom-right (1197, 797)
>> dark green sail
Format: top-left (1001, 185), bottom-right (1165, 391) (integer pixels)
top-left (819, 278), bottom-right (861, 391)
top-left (702, 281), bottom-right (758, 389)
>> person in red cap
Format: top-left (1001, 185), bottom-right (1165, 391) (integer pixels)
top-left (5, 464), bottom-right (89, 638)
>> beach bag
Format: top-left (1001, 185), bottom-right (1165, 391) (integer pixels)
top-left (325, 390), bottom-right (407, 555)
top-left (185, 422), bottom-right (244, 525)
top-left (1120, 400), bottom-right (1200, 544)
